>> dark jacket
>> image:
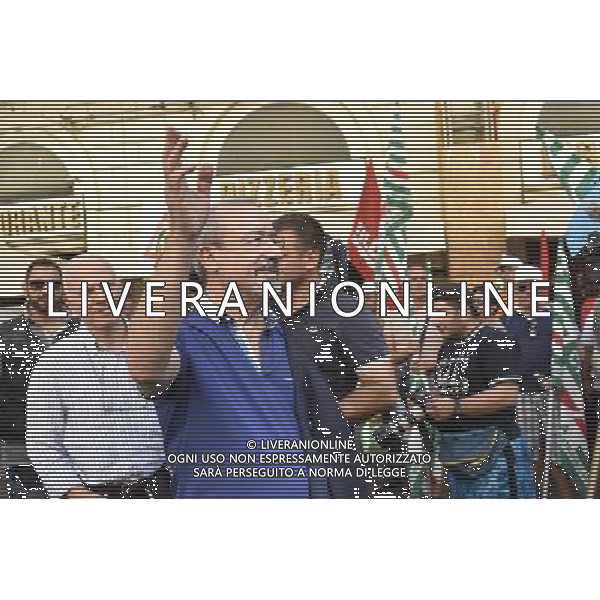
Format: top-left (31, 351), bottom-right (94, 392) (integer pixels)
top-left (0, 314), bottom-right (78, 443)
top-left (501, 313), bottom-right (552, 394)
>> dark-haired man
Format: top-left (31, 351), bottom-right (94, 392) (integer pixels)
top-left (0, 258), bottom-right (78, 498)
top-left (418, 286), bottom-right (537, 498)
top-left (273, 212), bottom-right (395, 420)
top-left (273, 213), bottom-right (397, 497)
top-left (26, 255), bottom-right (167, 499)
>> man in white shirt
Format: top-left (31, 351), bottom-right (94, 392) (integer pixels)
top-left (26, 256), bottom-right (167, 498)
top-left (0, 258), bottom-right (78, 498)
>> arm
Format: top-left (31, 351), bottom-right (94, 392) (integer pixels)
top-left (381, 317), bottom-right (419, 363)
top-left (25, 362), bottom-right (98, 498)
top-left (325, 299), bottom-right (397, 423)
top-left (581, 347), bottom-right (594, 395)
top-left (339, 357), bottom-right (398, 423)
top-left (126, 128), bottom-right (213, 391)
top-left (578, 313), bottom-right (596, 394)
top-left (426, 381), bottom-right (520, 422)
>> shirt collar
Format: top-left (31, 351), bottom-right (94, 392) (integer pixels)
top-left (288, 276), bottom-right (331, 319)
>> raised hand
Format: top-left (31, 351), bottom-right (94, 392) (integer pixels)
top-left (64, 485), bottom-right (106, 499)
top-left (163, 127), bottom-right (213, 240)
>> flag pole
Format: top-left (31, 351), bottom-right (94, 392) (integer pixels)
top-left (539, 229), bottom-right (551, 498)
top-left (588, 413), bottom-right (600, 497)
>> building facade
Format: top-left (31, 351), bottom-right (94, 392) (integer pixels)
top-left (0, 101), bottom-right (580, 303)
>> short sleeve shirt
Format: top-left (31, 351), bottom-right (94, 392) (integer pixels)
top-left (0, 314), bottom-right (78, 443)
top-left (580, 305), bottom-right (600, 387)
top-left (435, 325), bottom-right (521, 436)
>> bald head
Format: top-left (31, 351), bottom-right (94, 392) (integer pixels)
top-left (200, 201), bottom-right (267, 247)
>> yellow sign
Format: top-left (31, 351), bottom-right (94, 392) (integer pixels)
top-left (221, 169), bottom-right (342, 208)
top-left (0, 199), bottom-right (84, 239)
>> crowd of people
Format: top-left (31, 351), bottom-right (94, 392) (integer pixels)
top-left (0, 128), bottom-right (589, 499)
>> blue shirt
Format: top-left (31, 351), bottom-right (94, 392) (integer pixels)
top-left (159, 310), bottom-right (310, 498)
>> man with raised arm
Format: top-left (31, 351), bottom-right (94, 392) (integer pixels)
top-left (26, 255), bottom-right (168, 498)
top-left (418, 286), bottom-right (537, 498)
top-left (127, 129), bottom-right (397, 498)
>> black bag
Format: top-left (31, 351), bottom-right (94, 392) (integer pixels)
top-left (0, 319), bottom-right (37, 442)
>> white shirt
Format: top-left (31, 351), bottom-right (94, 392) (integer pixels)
top-left (26, 325), bottom-right (165, 498)
top-left (200, 297), bottom-right (264, 370)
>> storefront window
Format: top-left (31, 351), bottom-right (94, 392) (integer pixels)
top-left (0, 142), bottom-right (73, 202)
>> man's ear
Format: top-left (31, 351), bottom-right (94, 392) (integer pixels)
top-left (197, 245), bottom-right (212, 261)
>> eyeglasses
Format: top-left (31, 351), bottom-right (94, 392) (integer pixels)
top-left (244, 231), bottom-right (279, 244)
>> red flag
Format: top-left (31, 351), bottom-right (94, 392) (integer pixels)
top-left (144, 212), bottom-right (169, 258)
top-left (540, 229), bottom-right (550, 281)
top-left (347, 159), bottom-right (384, 282)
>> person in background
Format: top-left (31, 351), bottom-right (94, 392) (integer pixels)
top-left (0, 258), bottom-right (78, 498)
top-left (387, 259), bottom-right (446, 375)
top-left (505, 267), bottom-right (552, 390)
top-left (26, 255), bottom-right (169, 499)
top-left (319, 230), bottom-right (364, 289)
top-left (417, 286), bottom-right (537, 499)
top-left (486, 254), bottom-right (525, 321)
top-left (573, 248), bottom-right (600, 457)
top-left (501, 265), bottom-right (552, 490)
top-left (495, 255), bottom-right (524, 286)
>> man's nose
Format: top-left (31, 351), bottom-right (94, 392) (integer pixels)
top-left (265, 238), bottom-right (283, 259)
